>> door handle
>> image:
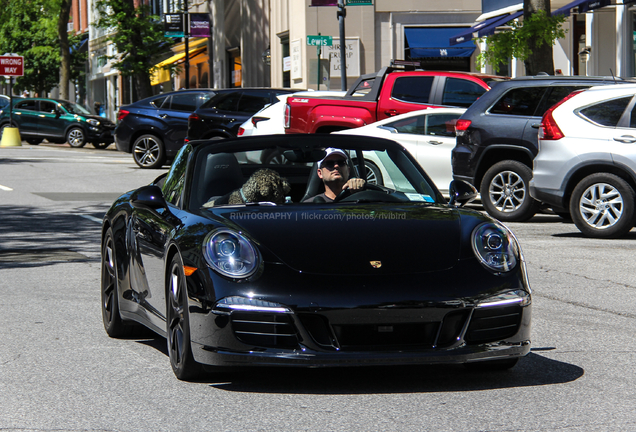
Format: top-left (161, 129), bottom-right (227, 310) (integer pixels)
top-left (384, 109), bottom-right (399, 117)
top-left (428, 140), bottom-right (443, 145)
top-left (613, 135), bottom-right (636, 143)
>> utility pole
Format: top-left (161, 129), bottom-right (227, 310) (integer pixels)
top-left (184, 0), bottom-right (190, 89)
top-left (337, 0), bottom-right (347, 91)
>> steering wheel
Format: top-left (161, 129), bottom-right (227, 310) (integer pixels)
top-left (332, 183), bottom-right (386, 203)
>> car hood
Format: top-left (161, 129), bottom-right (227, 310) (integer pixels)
top-left (214, 204), bottom-right (462, 275)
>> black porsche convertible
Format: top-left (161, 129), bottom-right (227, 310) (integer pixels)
top-left (101, 134), bottom-right (531, 380)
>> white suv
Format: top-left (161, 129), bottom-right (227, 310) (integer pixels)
top-left (530, 84), bottom-right (636, 238)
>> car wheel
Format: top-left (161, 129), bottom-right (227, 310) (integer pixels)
top-left (167, 254), bottom-right (202, 381)
top-left (92, 142), bottom-right (110, 149)
top-left (67, 127), bottom-right (87, 148)
top-left (26, 138), bottom-right (42, 145)
top-left (352, 159), bottom-right (384, 186)
top-left (480, 160), bottom-right (540, 222)
top-left (465, 358), bottom-right (519, 371)
top-left (569, 173), bottom-right (635, 238)
top-left (101, 228), bottom-right (133, 337)
top-left (263, 149), bottom-right (291, 165)
top-left (133, 134), bottom-right (165, 169)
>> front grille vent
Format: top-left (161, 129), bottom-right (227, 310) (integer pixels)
top-left (231, 311), bottom-right (299, 349)
top-left (465, 304), bottom-right (522, 344)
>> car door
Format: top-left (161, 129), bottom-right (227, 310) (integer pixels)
top-left (12, 99), bottom-right (39, 134)
top-left (158, 92), bottom-right (205, 147)
top-left (415, 112), bottom-right (461, 194)
top-left (37, 100), bottom-right (65, 139)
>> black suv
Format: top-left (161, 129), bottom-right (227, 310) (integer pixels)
top-left (187, 88), bottom-right (297, 141)
top-left (115, 89), bottom-right (217, 169)
top-left (451, 75), bottom-right (634, 221)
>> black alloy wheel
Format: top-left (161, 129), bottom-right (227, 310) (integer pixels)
top-left (101, 228), bottom-right (132, 337)
top-left (67, 127), bottom-right (87, 148)
top-left (133, 134), bottom-right (166, 169)
top-left (166, 254), bottom-right (202, 381)
top-left (570, 173), bottom-right (636, 238)
top-left (480, 160), bottom-right (540, 222)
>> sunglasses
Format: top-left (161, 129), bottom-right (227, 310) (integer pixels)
top-left (321, 159), bottom-right (347, 170)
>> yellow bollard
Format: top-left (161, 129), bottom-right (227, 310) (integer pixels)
top-left (0, 127), bottom-right (22, 147)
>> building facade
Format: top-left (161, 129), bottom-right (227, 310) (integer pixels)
top-left (84, 0), bottom-right (636, 121)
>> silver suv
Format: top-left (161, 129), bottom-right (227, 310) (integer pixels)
top-left (530, 83), bottom-right (636, 238)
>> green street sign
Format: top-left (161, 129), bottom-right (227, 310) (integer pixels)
top-left (307, 35), bottom-right (333, 46)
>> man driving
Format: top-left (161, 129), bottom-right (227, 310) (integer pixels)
top-left (304, 148), bottom-right (365, 202)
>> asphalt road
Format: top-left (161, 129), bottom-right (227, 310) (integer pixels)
top-left (1, 142), bottom-right (635, 432)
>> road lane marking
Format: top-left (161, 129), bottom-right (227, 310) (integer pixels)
top-left (0, 184), bottom-right (13, 191)
top-left (79, 214), bottom-right (103, 223)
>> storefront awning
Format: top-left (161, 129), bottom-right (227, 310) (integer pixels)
top-left (151, 47), bottom-right (206, 86)
top-left (553, 0), bottom-right (611, 16)
top-left (405, 27), bottom-right (476, 58)
top-left (449, 11), bottom-right (522, 46)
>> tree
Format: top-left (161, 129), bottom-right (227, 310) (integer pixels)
top-left (95, 0), bottom-right (176, 100)
top-left (476, 0), bottom-right (567, 76)
top-left (0, 0), bottom-right (60, 95)
top-left (58, 0), bottom-right (73, 100)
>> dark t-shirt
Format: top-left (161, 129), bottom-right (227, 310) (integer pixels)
top-left (303, 193), bottom-right (333, 203)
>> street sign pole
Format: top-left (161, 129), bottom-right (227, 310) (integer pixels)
top-left (184, 0), bottom-right (189, 89)
top-left (317, 33), bottom-right (322, 89)
top-left (337, 0), bottom-right (347, 91)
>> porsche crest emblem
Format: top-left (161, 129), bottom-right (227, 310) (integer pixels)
top-left (370, 261), bottom-right (382, 269)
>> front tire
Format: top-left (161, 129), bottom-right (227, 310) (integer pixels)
top-left (570, 173), bottom-right (635, 238)
top-left (480, 160), bottom-right (540, 222)
top-left (101, 228), bottom-right (131, 337)
top-left (167, 254), bottom-right (202, 381)
top-left (67, 127), bottom-right (87, 148)
top-left (133, 134), bottom-right (165, 169)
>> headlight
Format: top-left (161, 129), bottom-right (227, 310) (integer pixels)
top-left (86, 118), bottom-right (100, 126)
top-left (471, 222), bottom-right (519, 273)
top-left (203, 228), bottom-right (260, 278)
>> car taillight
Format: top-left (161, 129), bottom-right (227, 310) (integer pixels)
top-left (251, 116), bottom-right (268, 128)
top-left (284, 104), bottom-right (291, 129)
top-left (189, 113), bottom-right (201, 122)
top-left (237, 127), bottom-right (245, 136)
top-left (539, 89), bottom-right (584, 141)
top-left (454, 119), bottom-right (471, 136)
top-left (117, 109), bottom-right (129, 122)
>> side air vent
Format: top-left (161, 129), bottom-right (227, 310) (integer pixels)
top-left (465, 305), bottom-right (522, 344)
top-left (231, 311), bottom-right (299, 349)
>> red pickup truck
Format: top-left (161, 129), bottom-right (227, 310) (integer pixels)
top-left (284, 64), bottom-right (506, 134)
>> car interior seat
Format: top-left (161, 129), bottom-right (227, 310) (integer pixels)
top-left (194, 152), bottom-right (243, 208)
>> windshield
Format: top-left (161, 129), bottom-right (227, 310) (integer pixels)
top-left (188, 140), bottom-right (442, 210)
top-left (59, 101), bottom-right (92, 115)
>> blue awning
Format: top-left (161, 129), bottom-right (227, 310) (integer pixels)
top-left (553, 0), bottom-right (611, 16)
top-left (405, 27), bottom-right (476, 58)
top-left (449, 11), bottom-right (522, 46)
top-left (449, 15), bottom-right (507, 46)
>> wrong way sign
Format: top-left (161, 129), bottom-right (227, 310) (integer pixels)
top-left (0, 55), bottom-right (24, 76)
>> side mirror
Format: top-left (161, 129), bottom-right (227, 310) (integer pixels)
top-left (448, 180), bottom-right (478, 207)
top-left (130, 185), bottom-right (168, 211)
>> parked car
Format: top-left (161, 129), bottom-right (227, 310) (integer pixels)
top-left (452, 75), bottom-right (636, 222)
top-left (100, 133), bottom-right (531, 381)
top-left (334, 107), bottom-right (466, 196)
top-left (285, 63), bottom-right (506, 134)
top-left (238, 91), bottom-right (347, 137)
top-left (0, 97), bottom-right (115, 148)
top-left (0, 95), bottom-right (10, 110)
top-left (114, 89), bottom-right (216, 169)
top-left (531, 83), bottom-right (636, 238)
top-left (186, 88), bottom-right (299, 141)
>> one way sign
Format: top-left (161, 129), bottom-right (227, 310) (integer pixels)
top-left (0, 55), bottom-right (24, 76)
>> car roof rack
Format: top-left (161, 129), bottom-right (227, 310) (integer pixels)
top-left (389, 59), bottom-right (425, 71)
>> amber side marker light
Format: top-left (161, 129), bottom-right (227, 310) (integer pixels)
top-left (183, 266), bottom-right (197, 276)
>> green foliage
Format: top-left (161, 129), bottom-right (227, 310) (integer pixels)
top-left (0, 0), bottom-right (87, 94)
top-left (94, 0), bottom-right (177, 80)
top-left (476, 10), bottom-right (567, 73)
